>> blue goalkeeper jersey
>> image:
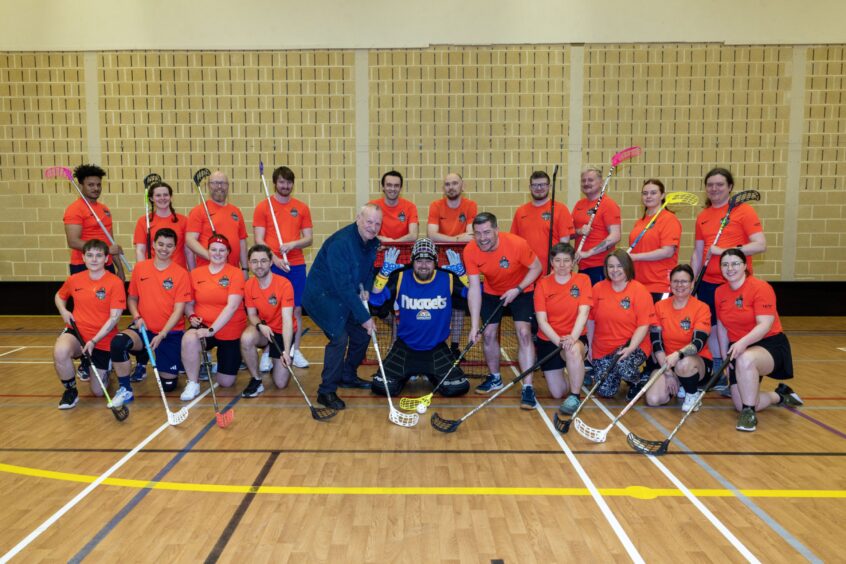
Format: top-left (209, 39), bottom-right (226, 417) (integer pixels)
top-left (370, 268), bottom-right (458, 351)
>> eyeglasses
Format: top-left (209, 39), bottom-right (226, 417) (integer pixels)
top-left (721, 261), bottom-right (744, 268)
top-left (209, 181), bottom-right (228, 187)
top-left (670, 279), bottom-right (691, 286)
top-left (530, 183), bottom-right (549, 189)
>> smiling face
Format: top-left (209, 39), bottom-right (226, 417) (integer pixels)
top-left (382, 174), bottom-right (402, 203)
top-left (473, 220), bottom-right (499, 252)
top-left (641, 182), bottom-right (664, 211)
top-left (208, 172), bottom-right (230, 204)
top-left (356, 206), bottom-right (383, 241)
top-left (705, 173), bottom-right (732, 207)
top-left (580, 170), bottom-right (603, 200)
top-left (82, 246), bottom-right (106, 271)
top-left (720, 254), bottom-right (747, 284)
top-left (80, 176), bottom-right (102, 201)
top-left (605, 255), bottom-right (628, 284)
top-left (151, 186), bottom-right (172, 212)
top-left (208, 242), bottom-right (229, 265)
top-left (670, 269), bottom-right (693, 299)
top-left (153, 235), bottom-right (176, 261)
top-left (530, 177), bottom-right (550, 202)
top-left (275, 176), bottom-right (294, 198)
top-left (248, 251), bottom-right (272, 279)
top-left (412, 257), bottom-right (435, 281)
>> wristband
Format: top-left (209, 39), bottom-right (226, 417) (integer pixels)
top-left (516, 285), bottom-right (524, 293)
top-left (373, 273), bottom-right (389, 292)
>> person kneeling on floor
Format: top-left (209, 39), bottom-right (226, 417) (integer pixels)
top-left (368, 238), bottom-right (470, 398)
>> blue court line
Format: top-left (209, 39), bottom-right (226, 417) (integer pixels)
top-left (69, 395), bottom-right (241, 563)
top-left (635, 407), bottom-right (823, 564)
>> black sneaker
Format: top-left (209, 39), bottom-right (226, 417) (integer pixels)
top-left (59, 388), bottom-right (79, 410)
top-left (317, 392), bottom-right (346, 410)
top-left (776, 383), bottom-right (803, 406)
top-left (339, 375), bottom-right (371, 389)
top-left (241, 378), bottom-right (265, 398)
top-left (626, 380), bottom-right (645, 401)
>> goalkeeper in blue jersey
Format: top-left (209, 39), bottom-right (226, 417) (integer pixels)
top-left (368, 238), bottom-right (470, 397)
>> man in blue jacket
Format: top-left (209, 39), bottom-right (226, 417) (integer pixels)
top-left (303, 204), bottom-right (382, 410)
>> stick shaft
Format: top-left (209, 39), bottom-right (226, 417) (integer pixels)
top-left (259, 171), bottom-right (289, 263)
top-left (575, 167), bottom-right (614, 259)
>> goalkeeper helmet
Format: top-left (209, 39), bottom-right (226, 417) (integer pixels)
top-left (411, 238), bottom-right (437, 262)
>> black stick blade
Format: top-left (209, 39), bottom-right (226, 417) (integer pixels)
top-left (311, 406), bottom-right (338, 421)
top-left (431, 412), bottom-right (461, 433)
top-left (193, 168), bottom-right (211, 186)
top-left (143, 173), bottom-right (162, 189)
top-left (626, 432), bottom-right (668, 456)
top-left (553, 412), bottom-right (572, 434)
top-left (111, 405), bottom-right (129, 422)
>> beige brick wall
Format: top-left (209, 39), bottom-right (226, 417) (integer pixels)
top-left (0, 44), bottom-right (844, 281)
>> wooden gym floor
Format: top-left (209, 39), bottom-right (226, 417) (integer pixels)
top-left (0, 316), bottom-right (843, 563)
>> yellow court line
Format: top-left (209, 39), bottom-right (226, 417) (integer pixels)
top-left (1, 462), bottom-right (844, 500)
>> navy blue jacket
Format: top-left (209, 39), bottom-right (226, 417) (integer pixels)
top-left (303, 222), bottom-right (379, 339)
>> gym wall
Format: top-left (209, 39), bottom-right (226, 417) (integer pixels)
top-left (1, 43), bottom-right (845, 282)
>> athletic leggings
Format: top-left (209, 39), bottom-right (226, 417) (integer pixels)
top-left (594, 348), bottom-right (647, 398)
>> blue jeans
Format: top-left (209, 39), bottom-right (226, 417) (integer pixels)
top-left (318, 317), bottom-right (370, 395)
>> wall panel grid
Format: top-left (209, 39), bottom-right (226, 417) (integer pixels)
top-left (1, 44), bottom-right (845, 281)
top-left (582, 44), bottom-right (791, 279)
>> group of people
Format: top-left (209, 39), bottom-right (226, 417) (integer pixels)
top-left (53, 163), bottom-right (801, 432)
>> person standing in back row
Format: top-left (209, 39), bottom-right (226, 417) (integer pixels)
top-left (511, 170), bottom-right (574, 274)
top-left (370, 170), bottom-right (418, 243)
top-left (572, 166), bottom-right (621, 285)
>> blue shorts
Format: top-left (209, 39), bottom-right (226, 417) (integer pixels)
top-left (271, 263), bottom-right (306, 307)
top-left (127, 327), bottom-right (184, 374)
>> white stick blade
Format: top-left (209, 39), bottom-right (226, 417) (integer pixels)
top-left (573, 417), bottom-right (608, 443)
top-left (389, 409), bottom-right (419, 428)
top-left (169, 409), bottom-right (189, 426)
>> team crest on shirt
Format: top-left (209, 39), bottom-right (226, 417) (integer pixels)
top-left (735, 296), bottom-right (744, 309)
top-left (570, 284), bottom-right (580, 298)
top-left (103, 210), bottom-right (111, 217)
top-left (542, 211), bottom-right (551, 221)
top-left (680, 317), bottom-right (691, 331)
top-left (499, 256), bottom-right (510, 269)
top-left (398, 211), bottom-right (407, 223)
top-left (162, 277), bottom-right (174, 291)
top-left (231, 212), bottom-right (239, 222)
top-left (219, 276), bottom-right (230, 288)
top-left (290, 208), bottom-right (299, 217)
top-left (95, 287), bottom-right (106, 300)
top-left (416, 310), bottom-right (432, 320)
top-left (268, 294), bottom-right (278, 306)
top-left (459, 213), bottom-right (467, 223)
top-left (620, 296), bottom-right (631, 310)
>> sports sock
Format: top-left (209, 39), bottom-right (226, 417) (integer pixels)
top-left (491, 372), bottom-right (501, 379)
top-left (678, 374), bottom-right (699, 394)
top-left (568, 392), bottom-right (580, 400)
top-left (712, 357), bottom-right (723, 375)
top-left (62, 379), bottom-right (76, 390)
top-left (118, 375), bottom-right (132, 390)
top-left (742, 403), bottom-right (756, 411)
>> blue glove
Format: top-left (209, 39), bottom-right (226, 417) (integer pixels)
top-left (443, 249), bottom-right (466, 277)
top-left (379, 247), bottom-right (403, 278)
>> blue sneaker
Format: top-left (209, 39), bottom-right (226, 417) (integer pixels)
top-left (130, 363), bottom-right (147, 382)
top-left (520, 385), bottom-right (537, 410)
top-left (475, 373), bottom-right (503, 394)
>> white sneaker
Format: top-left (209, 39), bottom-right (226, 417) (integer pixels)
top-left (259, 349), bottom-right (272, 372)
top-left (292, 348), bottom-right (309, 368)
top-left (681, 391), bottom-right (701, 413)
top-left (112, 386), bottom-right (134, 407)
top-left (677, 388), bottom-right (686, 399)
top-left (180, 381), bottom-right (201, 401)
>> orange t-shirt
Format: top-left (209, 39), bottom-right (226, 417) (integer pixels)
top-left (128, 259), bottom-right (192, 333)
top-left (695, 203), bottom-right (762, 284)
top-left (244, 274), bottom-right (297, 334)
top-left (369, 197), bottom-right (418, 239)
top-left (62, 198), bottom-right (115, 266)
top-left (252, 197), bottom-right (313, 266)
top-left (589, 279), bottom-right (656, 358)
top-left (463, 232), bottom-right (538, 296)
top-left (628, 211), bottom-right (682, 293)
top-left (572, 195), bottom-right (621, 269)
top-left (187, 201), bottom-right (248, 268)
top-left (654, 296), bottom-right (713, 360)
top-left (715, 276), bottom-right (782, 343)
top-left (427, 198), bottom-right (478, 237)
top-left (133, 212), bottom-right (190, 268)
top-left (189, 263), bottom-right (247, 340)
top-left (511, 200), bottom-right (575, 272)
top-left (58, 270), bottom-right (126, 351)
top-left (533, 272), bottom-right (593, 341)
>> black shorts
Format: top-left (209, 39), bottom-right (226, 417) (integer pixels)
top-left (481, 291), bottom-right (534, 324)
top-left (728, 332), bottom-right (793, 385)
top-left (536, 335), bottom-right (588, 371)
top-left (201, 336), bottom-right (242, 375)
top-left (63, 329), bottom-right (110, 370)
top-left (266, 333), bottom-right (287, 359)
top-left (695, 280), bottom-right (720, 326)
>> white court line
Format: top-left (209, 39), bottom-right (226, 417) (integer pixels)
top-left (838, 347), bottom-right (846, 353)
top-left (0, 347), bottom-right (24, 358)
top-left (586, 394), bottom-right (760, 563)
top-left (500, 354), bottom-right (643, 563)
top-left (0, 387), bottom-right (213, 564)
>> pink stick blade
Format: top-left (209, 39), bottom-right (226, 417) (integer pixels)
top-left (43, 166), bottom-right (73, 180)
top-left (611, 146), bottom-right (642, 167)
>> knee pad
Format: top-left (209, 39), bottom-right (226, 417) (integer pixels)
top-left (161, 378), bottom-right (178, 393)
top-left (110, 333), bottom-right (135, 363)
top-left (370, 373), bottom-right (404, 397)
